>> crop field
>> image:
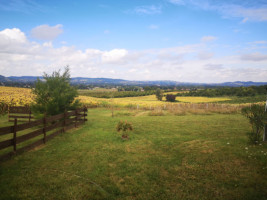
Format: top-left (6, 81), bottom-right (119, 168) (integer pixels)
top-left (0, 86), bottom-right (34, 106)
top-left (78, 95), bottom-right (232, 108)
top-left (0, 108), bottom-right (267, 200)
top-left (0, 86), bottom-right (231, 108)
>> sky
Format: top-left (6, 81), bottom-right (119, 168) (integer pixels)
top-left (0, 0), bottom-right (267, 83)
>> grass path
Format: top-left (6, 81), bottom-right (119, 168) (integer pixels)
top-left (0, 108), bottom-right (267, 200)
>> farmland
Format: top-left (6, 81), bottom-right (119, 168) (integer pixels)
top-left (0, 86), bottom-right (266, 199)
top-left (0, 86), bottom-right (233, 108)
top-left (0, 86), bottom-right (34, 106)
top-left (0, 108), bottom-right (267, 199)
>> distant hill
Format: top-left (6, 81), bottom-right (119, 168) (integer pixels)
top-left (0, 75), bottom-right (266, 87)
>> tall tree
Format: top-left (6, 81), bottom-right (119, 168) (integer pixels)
top-left (31, 67), bottom-right (80, 116)
top-left (155, 88), bottom-right (163, 101)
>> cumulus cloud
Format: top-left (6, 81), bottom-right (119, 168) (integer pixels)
top-left (201, 36), bottom-right (217, 42)
top-left (31, 24), bottom-right (63, 40)
top-left (0, 28), bottom-right (29, 54)
top-left (1, 28), bottom-right (267, 82)
top-left (102, 49), bottom-right (128, 64)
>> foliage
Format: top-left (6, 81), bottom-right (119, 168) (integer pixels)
top-left (0, 101), bottom-right (8, 115)
top-left (31, 67), bottom-right (80, 116)
top-left (155, 88), bottom-right (163, 101)
top-left (116, 120), bottom-right (133, 139)
top-left (241, 104), bottom-right (267, 144)
top-left (218, 95), bottom-right (265, 104)
top-left (78, 89), bottom-right (155, 98)
top-left (178, 85), bottom-right (267, 97)
top-left (166, 94), bottom-right (176, 102)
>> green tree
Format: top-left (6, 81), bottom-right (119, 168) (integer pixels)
top-left (166, 94), bottom-right (176, 102)
top-left (31, 67), bottom-right (80, 116)
top-left (155, 88), bottom-right (163, 101)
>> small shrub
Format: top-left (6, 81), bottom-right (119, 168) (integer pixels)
top-left (116, 120), bottom-right (133, 139)
top-left (241, 104), bottom-right (267, 144)
top-left (166, 94), bottom-right (176, 102)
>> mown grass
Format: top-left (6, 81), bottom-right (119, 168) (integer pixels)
top-left (0, 108), bottom-right (267, 200)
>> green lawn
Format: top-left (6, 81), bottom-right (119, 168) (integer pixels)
top-left (0, 108), bottom-right (267, 200)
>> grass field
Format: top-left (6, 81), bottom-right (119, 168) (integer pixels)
top-left (0, 108), bottom-right (267, 200)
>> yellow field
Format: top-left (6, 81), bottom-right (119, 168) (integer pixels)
top-left (78, 94), bottom-right (231, 108)
top-left (0, 86), bottom-right (231, 108)
top-left (0, 86), bottom-right (34, 106)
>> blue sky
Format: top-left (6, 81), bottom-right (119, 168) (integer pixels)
top-left (0, 0), bottom-right (267, 83)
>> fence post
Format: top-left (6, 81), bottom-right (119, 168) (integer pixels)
top-left (43, 116), bottom-right (46, 144)
top-left (63, 111), bottom-right (67, 132)
top-left (29, 109), bottom-right (31, 123)
top-left (13, 118), bottom-right (17, 153)
top-left (75, 109), bottom-right (77, 128)
top-left (263, 88), bottom-right (267, 141)
top-left (83, 108), bottom-right (86, 123)
top-left (8, 105), bottom-right (10, 122)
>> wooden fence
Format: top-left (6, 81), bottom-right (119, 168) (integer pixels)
top-left (8, 106), bottom-right (33, 122)
top-left (0, 107), bottom-right (87, 162)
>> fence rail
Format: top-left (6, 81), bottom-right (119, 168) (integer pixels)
top-left (0, 107), bottom-right (87, 162)
top-left (8, 106), bottom-right (33, 122)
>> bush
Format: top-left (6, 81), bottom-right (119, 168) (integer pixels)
top-left (241, 104), bottom-right (267, 144)
top-left (31, 67), bottom-right (80, 116)
top-left (166, 94), bottom-right (176, 102)
top-left (116, 120), bottom-right (133, 139)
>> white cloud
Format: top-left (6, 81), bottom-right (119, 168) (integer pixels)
top-left (0, 28), bottom-right (27, 44)
top-left (168, 0), bottom-right (267, 22)
top-left (133, 5), bottom-right (162, 15)
top-left (102, 49), bottom-right (128, 64)
top-left (198, 52), bottom-right (214, 60)
top-left (249, 41), bottom-right (267, 45)
top-left (204, 64), bottom-right (224, 70)
top-left (240, 52), bottom-right (267, 61)
top-left (31, 24), bottom-right (63, 40)
top-left (1, 28), bottom-right (267, 82)
top-left (232, 6), bottom-right (267, 22)
top-left (201, 36), bottom-right (217, 42)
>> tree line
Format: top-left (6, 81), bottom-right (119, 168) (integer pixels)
top-left (78, 90), bottom-right (156, 98)
top-left (177, 85), bottom-right (267, 97)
